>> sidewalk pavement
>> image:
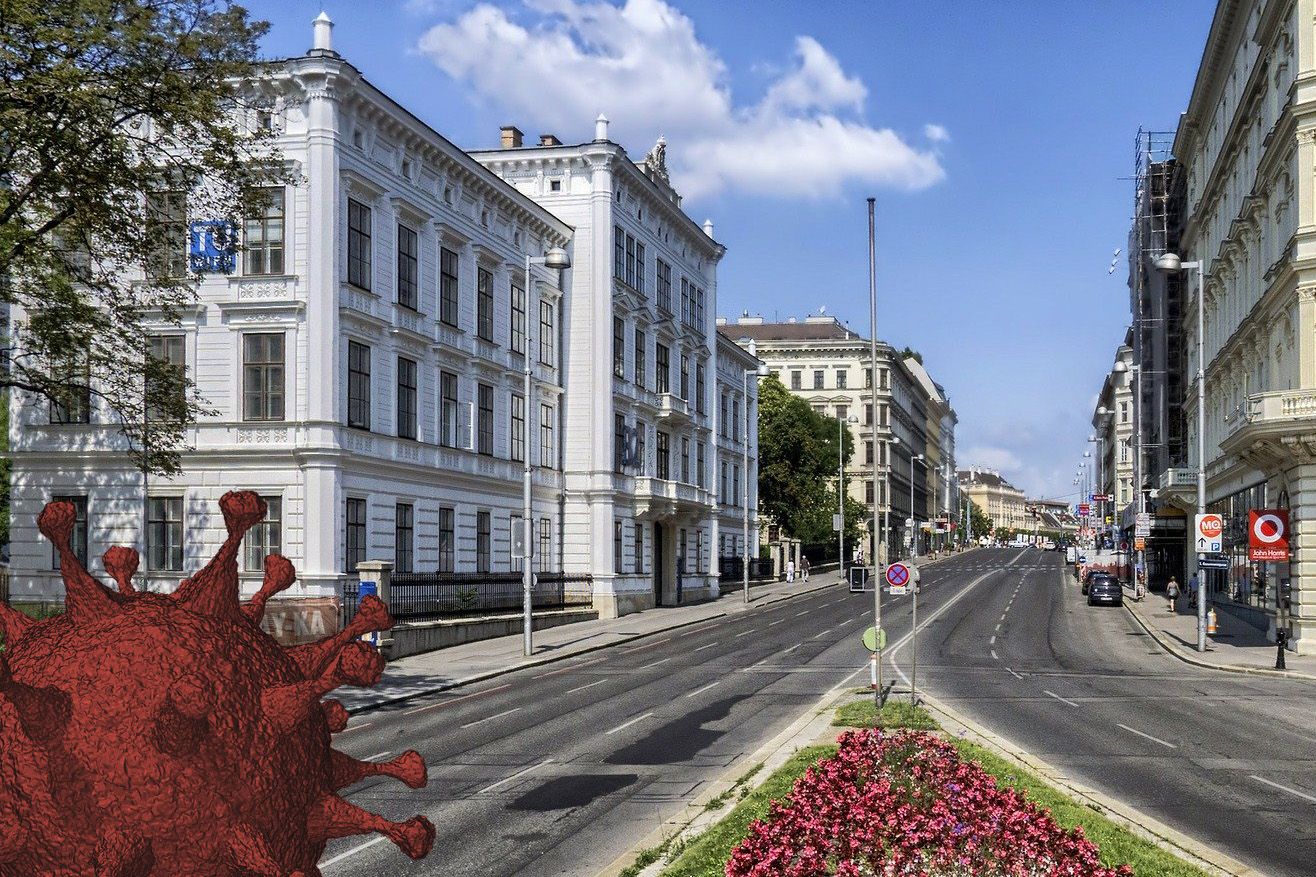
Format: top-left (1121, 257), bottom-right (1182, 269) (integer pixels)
top-left (1123, 587), bottom-right (1316, 680)
top-left (339, 573), bottom-right (844, 713)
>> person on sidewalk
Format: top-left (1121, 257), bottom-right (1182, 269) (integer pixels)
top-left (1167, 576), bottom-right (1180, 613)
top-left (800, 556), bottom-right (810, 582)
top-left (1189, 573), bottom-right (1199, 610)
top-left (785, 559), bottom-right (795, 583)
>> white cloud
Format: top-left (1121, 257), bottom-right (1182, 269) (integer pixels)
top-left (416, 0), bottom-right (945, 199)
top-left (961, 446), bottom-right (1023, 473)
top-left (923, 123), bottom-right (950, 143)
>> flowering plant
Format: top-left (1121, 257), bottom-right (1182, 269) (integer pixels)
top-left (726, 729), bottom-right (1133, 877)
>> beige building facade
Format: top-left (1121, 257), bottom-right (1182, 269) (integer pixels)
top-left (959, 469), bottom-right (1028, 534)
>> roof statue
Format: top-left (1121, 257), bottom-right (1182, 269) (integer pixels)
top-left (644, 135), bottom-right (670, 186)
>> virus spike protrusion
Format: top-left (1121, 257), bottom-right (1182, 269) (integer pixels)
top-left (285, 594), bottom-right (391, 678)
top-left (320, 699), bottom-right (350, 733)
top-left (0, 602), bottom-right (34, 647)
top-left (331, 748), bottom-right (427, 791)
top-left (228, 823), bottom-right (284, 876)
top-left (38, 501), bottom-right (119, 623)
top-left (172, 491), bottom-right (267, 620)
top-left (92, 826), bottom-right (154, 877)
top-left (0, 652), bottom-right (71, 742)
top-left (101, 546), bottom-right (140, 595)
top-left (243, 554), bottom-right (297, 623)
top-left (307, 794), bottom-right (435, 860)
top-left (335, 640), bottom-right (385, 687)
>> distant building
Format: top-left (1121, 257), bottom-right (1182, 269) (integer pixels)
top-left (720, 313), bottom-right (929, 562)
top-left (904, 356), bottom-right (957, 543)
top-left (1093, 333), bottom-right (1135, 536)
top-left (958, 469), bottom-right (1028, 533)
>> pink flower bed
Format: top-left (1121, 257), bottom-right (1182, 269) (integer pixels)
top-left (726, 730), bottom-right (1132, 877)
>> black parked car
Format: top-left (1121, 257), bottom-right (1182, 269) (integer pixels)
top-left (1087, 573), bottom-right (1123, 606)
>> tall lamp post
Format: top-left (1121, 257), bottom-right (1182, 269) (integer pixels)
top-left (1155, 251), bottom-right (1208, 653)
top-left (521, 247), bottom-right (571, 657)
top-left (742, 362), bottom-right (769, 603)
top-left (837, 414), bottom-right (859, 573)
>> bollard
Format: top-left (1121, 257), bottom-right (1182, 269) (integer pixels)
top-left (1276, 626), bottom-right (1288, 671)
top-left (1207, 607), bottom-right (1218, 636)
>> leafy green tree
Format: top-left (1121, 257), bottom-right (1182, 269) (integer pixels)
top-left (969, 504), bottom-right (992, 541)
top-left (758, 375), bottom-right (865, 545)
top-left (1, 0), bottom-right (283, 475)
top-left (0, 390), bottom-right (8, 548)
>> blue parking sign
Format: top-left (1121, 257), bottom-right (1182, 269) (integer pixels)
top-left (188, 220), bottom-right (237, 274)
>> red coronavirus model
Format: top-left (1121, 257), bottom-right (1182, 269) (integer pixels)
top-left (0, 491), bottom-right (434, 876)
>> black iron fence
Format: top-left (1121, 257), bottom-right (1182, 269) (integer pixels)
top-left (718, 557), bottom-right (775, 583)
top-left (342, 571), bottom-right (593, 626)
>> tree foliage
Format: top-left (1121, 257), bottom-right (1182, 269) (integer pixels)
top-left (968, 504), bottom-right (992, 541)
top-left (758, 375), bottom-right (865, 545)
top-left (1, 0), bottom-right (284, 474)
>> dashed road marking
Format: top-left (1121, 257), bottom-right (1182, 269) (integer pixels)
top-left (1005, 667), bottom-right (1024, 679)
top-left (461, 707), bottom-right (522, 729)
top-left (1043, 690), bottom-right (1081, 708)
top-left (1117, 723), bottom-right (1177, 749)
top-left (686, 681), bottom-right (721, 698)
top-left (361, 751), bottom-right (391, 762)
top-left (735, 628), bottom-right (759, 638)
top-left (694, 643), bottom-right (718, 652)
top-left (321, 836), bottom-right (388, 867)
top-left (605, 712), bottom-right (654, 735)
top-left (1250, 775), bottom-right (1316, 804)
top-left (566, 679), bottom-right (606, 695)
top-left (476, 758), bottom-right (553, 795)
top-left (404, 683), bottom-right (513, 716)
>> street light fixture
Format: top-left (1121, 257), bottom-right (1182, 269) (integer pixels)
top-left (522, 246), bottom-right (571, 657)
top-left (1156, 250), bottom-right (1208, 653)
top-left (742, 362), bottom-right (769, 604)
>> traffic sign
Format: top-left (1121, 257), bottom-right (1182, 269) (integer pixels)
top-left (832, 513), bottom-right (843, 532)
top-left (862, 626), bottom-right (887, 651)
top-left (1195, 513), bottom-right (1223, 553)
top-left (1249, 509), bottom-right (1290, 562)
top-left (1198, 553), bottom-right (1230, 570)
top-left (886, 562), bottom-right (910, 595)
top-left (1135, 512), bottom-right (1151, 538)
top-left (1078, 503), bottom-right (1091, 516)
top-left (1134, 537), bottom-right (1146, 551)
top-left (1092, 493), bottom-right (1112, 502)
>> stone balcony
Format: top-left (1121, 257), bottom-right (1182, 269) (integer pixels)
top-left (656, 393), bottom-right (691, 423)
top-left (1154, 467), bottom-right (1197, 510)
top-left (1219, 389), bottom-right (1316, 472)
top-left (632, 476), bottom-right (712, 521)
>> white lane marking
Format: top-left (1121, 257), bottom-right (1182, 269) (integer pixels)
top-left (461, 707), bottom-right (522, 729)
top-left (887, 569), bottom-right (998, 692)
top-left (1005, 667), bottom-right (1024, 679)
top-left (999, 614), bottom-right (1007, 623)
top-left (768, 619), bottom-right (785, 626)
top-left (795, 610), bottom-right (811, 618)
top-left (734, 628), bottom-right (759, 638)
top-left (623, 637), bottom-right (672, 653)
top-left (476, 758), bottom-right (553, 795)
top-left (686, 681), bottom-right (721, 698)
top-left (404, 683), bottom-right (513, 716)
top-left (990, 650), bottom-right (998, 660)
top-left (532, 656), bottom-right (605, 679)
top-left (337, 722), bottom-right (374, 735)
top-left (837, 618), bottom-right (856, 626)
top-left (605, 712), bottom-right (654, 735)
top-left (320, 835), bottom-right (388, 867)
top-left (812, 628), bottom-right (835, 639)
top-left (990, 635), bottom-right (996, 645)
top-left (361, 750), bottom-right (392, 762)
top-left (694, 643), bottom-right (718, 652)
top-left (1250, 775), bottom-right (1316, 804)
top-left (1043, 690), bottom-right (1081, 708)
top-left (566, 679), bottom-right (606, 695)
top-left (1117, 723), bottom-right (1177, 749)
top-left (782, 643), bottom-right (802, 655)
top-left (647, 657), bottom-right (672, 668)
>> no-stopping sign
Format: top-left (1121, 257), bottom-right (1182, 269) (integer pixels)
top-left (1249, 509), bottom-right (1290, 562)
top-left (886, 562), bottom-right (910, 595)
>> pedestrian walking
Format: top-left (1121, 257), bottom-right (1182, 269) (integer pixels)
top-left (1189, 573), bottom-right (1199, 610)
top-left (785, 559), bottom-right (795, 583)
top-left (1167, 576), bottom-right (1180, 613)
top-left (800, 556), bottom-right (810, 581)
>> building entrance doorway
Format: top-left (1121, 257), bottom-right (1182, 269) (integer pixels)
top-left (653, 523), bottom-right (665, 606)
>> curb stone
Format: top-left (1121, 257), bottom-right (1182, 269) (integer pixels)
top-left (916, 686), bottom-right (1264, 877)
top-left (1121, 595), bottom-right (1316, 683)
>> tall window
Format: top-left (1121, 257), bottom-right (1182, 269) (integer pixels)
top-left (656, 259), bottom-right (672, 312)
top-left (865, 440), bottom-right (874, 465)
top-left (477, 383), bottom-right (493, 455)
top-left (614, 224), bottom-right (626, 281)
top-left (539, 300), bottom-right (554, 365)
top-left (681, 437), bottom-right (690, 483)
top-left (476, 511), bottom-right (491, 572)
top-left (790, 371), bottom-right (801, 390)
top-left (657, 431), bottom-right (670, 480)
top-left (614, 226), bottom-right (644, 292)
top-left (477, 267), bottom-right (494, 341)
top-left (347, 341), bottom-right (371, 430)
top-left (679, 355), bottom-right (689, 399)
top-left (510, 393), bottom-right (525, 461)
top-left (614, 521), bottom-right (624, 573)
top-left (50, 353), bottom-right (91, 424)
top-left (397, 224), bottom-right (418, 310)
top-left (614, 413), bottom-right (627, 474)
top-left (656, 343), bottom-right (670, 393)
top-left (732, 396), bottom-right (740, 436)
top-left (244, 188), bottom-right (284, 275)
top-left (244, 496), bottom-right (281, 572)
top-left (733, 466), bottom-right (740, 506)
top-left (440, 247), bottom-right (460, 327)
top-left (695, 364), bottom-right (705, 414)
top-left (634, 329), bottom-right (647, 389)
top-left (395, 503), bottom-right (414, 573)
top-left (396, 356), bottom-right (417, 439)
top-left (634, 520), bottom-right (644, 574)
top-left (540, 403), bottom-right (554, 467)
top-left (539, 518), bottom-right (552, 573)
top-left (719, 394), bottom-right (728, 437)
top-left (636, 423), bottom-right (647, 475)
top-left (437, 507), bottom-right (455, 572)
top-left (440, 371), bottom-right (459, 448)
top-left (680, 278), bottom-right (690, 325)
top-left (146, 335), bottom-right (186, 422)
top-left (51, 495), bottom-right (88, 571)
top-left (345, 498), bottom-right (366, 572)
top-left (836, 404), bottom-right (848, 421)
top-left (148, 496), bottom-right (184, 571)
top-left (697, 441), bottom-right (706, 488)
top-left (147, 191), bottom-right (187, 280)
top-left (347, 199), bottom-right (372, 290)
top-left (813, 370), bottom-right (824, 389)
top-left (242, 333), bottom-right (284, 421)
top-left (613, 317), bottom-right (626, 379)
top-left (510, 283), bottom-right (526, 354)
top-left (837, 370), bottom-right (848, 390)
top-left (694, 286), bottom-right (705, 330)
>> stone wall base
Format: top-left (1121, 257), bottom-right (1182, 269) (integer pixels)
top-left (384, 608), bottom-right (600, 660)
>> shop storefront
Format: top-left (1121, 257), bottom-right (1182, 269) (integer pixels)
top-left (1208, 482), bottom-right (1288, 632)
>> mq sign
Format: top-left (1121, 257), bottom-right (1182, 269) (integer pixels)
top-left (1195, 513), bottom-right (1223, 554)
top-left (1249, 509), bottom-right (1290, 562)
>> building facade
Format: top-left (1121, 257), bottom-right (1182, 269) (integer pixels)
top-left (1094, 335), bottom-right (1136, 534)
top-left (904, 356), bottom-right (958, 548)
top-left (720, 313), bottom-right (928, 563)
top-left (958, 469), bottom-right (1028, 534)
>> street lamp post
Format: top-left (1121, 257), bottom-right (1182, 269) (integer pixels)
top-left (743, 364), bottom-right (768, 603)
top-left (521, 247), bottom-right (571, 657)
top-left (1156, 252), bottom-right (1208, 653)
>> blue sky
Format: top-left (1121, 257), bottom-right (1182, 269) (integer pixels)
top-left (259, 0), bottom-right (1213, 501)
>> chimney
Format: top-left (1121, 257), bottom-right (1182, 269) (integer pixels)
top-left (539, 133), bottom-right (562, 146)
top-left (703, 219), bottom-right (714, 238)
top-left (595, 113), bottom-right (610, 142)
top-left (500, 126), bottom-right (524, 149)
top-left (311, 10), bottom-right (335, 55)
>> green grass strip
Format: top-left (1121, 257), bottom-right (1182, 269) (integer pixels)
top-left (654, 745), bottom-right (837, 877)
top-left (832, 698), bottom-right (940, 730)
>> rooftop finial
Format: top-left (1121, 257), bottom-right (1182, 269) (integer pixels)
top-left (595, 113), bottom-right (609, 142)
top-left (312, 10), bottom-right (335, 54)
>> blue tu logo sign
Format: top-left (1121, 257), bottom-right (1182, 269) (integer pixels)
top-left (188, 220), bottom-right (237, 274)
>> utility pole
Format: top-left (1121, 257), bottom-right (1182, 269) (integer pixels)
top-left (867, 197), bottom-right (884, 708)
